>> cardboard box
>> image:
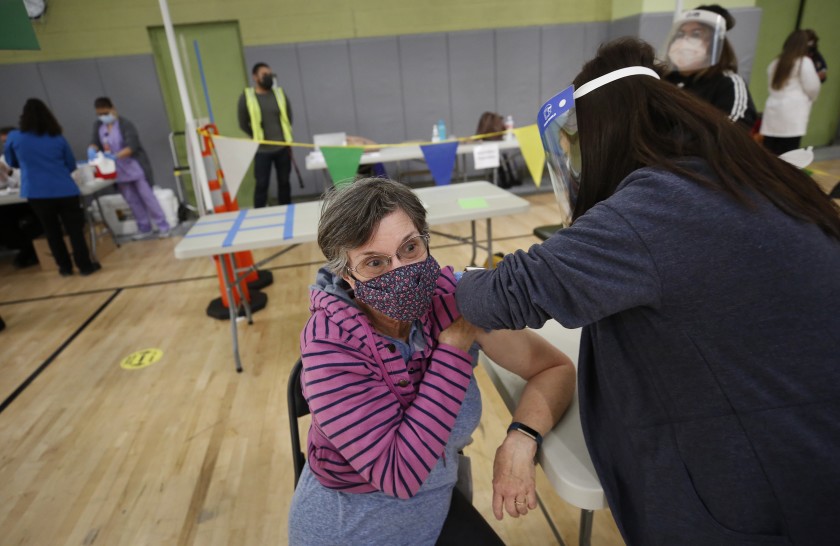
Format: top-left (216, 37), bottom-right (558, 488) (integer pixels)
top-left (33, 223), bottom-right (116, 272)
top-left (93, 187), bottom-right (179, 236)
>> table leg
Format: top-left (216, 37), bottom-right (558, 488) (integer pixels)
top-left (83, 198), bottom-right (98, 262)
top-left (536, 492), bottom-right (568, 546)
top-left (485, 219), bottom-right (493, 266)
top-left (93, 194), bottom-right (120, 248)
top-left (579, 509), bottom-right (593, 546)
top-left (469, 221), bottom-right (477, 266)
top-left (234, 270), bottom-right (254, 325)
top-left (221, 254), bottom-right (244, 373)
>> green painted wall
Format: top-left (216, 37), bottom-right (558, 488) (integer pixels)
top-left (612, 0), bottom-right (755, 21)
top-left (0, 0), bottom-right (612, 64)
top-left (750, 0), bottom-right (840, 146)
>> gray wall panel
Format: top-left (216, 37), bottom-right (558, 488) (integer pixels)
top-left (495, 27), bottom-right (541, 125)
top-left (245, 44), bottom-right (319, 196)
top-left (637, 13), bottom-right (672, 57)
top-left (583, 21), bottom-right (610, 59)
top-left (0, 64), bottom-right (47, 129)
top-left (540, 25), bottom-right (586, 104)
top-left (448, 30), bottom-right (495, 139)
top-left (97, 55), bottom-right (175, 190)
top-left (399, 33), bottom-right (450, 142)
top-left (609, 15), bottom-right (642, 42)
top-left (297, 40), bottom-right (358, 193)
top-left (38, 60), bottom-right (105, 159)
top-left (349, 37), bottom-right (406, 145)
top-left (297, 41), bottom-right (357, 137)
top-left (727, 8), bottom-right (762, 84)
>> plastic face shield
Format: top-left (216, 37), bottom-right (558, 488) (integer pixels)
top-left (538, 67), bottom-right (661, 226)
top-left (664, 10), bottom-right (726, 73)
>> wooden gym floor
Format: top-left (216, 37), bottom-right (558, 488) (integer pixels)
top-left (1, 162), bottom-right (838, 546)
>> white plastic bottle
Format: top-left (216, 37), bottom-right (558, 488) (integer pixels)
top-left (504, 115), bottom-right (514, 141)
top-left (432, 124), bottom-right (440, 143)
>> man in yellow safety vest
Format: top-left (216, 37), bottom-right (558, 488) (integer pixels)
top-left (237, 62), bottom-right (294, 207)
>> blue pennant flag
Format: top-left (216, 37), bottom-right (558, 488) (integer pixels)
top-left (420, 141), bottom-right (459, 186)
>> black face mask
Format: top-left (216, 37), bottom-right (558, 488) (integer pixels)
top-left (259, 74), bottom-right (273, 89)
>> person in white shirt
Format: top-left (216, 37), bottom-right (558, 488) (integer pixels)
top-left (760, 30), bottom-right (821, 155)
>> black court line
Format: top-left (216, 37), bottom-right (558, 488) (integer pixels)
top-left (0, 232), bottom-right (538, 307)
top-left (0, 289), bottom-right (122, 415)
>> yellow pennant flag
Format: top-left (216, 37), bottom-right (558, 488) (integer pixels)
top-left (514, 125), bottom-right (545, 188)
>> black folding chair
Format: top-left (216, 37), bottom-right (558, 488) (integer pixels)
top-left (287, 358), bottom-right (309, 488)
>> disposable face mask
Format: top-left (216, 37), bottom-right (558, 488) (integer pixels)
top-left (662, 10), bottom-right (726, 72)
top-left (259, 74), bottom-right (273, 89)
top-left (668, 38), bottom-right (708, 72)
top-left (98, 114), bottom-right (115, 125)
top-left (353, 255), bottom-right (441, 322)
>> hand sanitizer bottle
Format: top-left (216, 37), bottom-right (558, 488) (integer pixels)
top-left (504, 115), bottom-right (514, 141)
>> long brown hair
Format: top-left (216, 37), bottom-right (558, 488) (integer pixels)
top-left (19, 98), bottom-right (62, 136)
top-left (571, 37), bottom-right (840, 240)
top-left (772, 30), bottom-right (811, 90)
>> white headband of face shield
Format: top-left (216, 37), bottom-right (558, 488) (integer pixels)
top-left (573, 66), bottom-right (661, 99)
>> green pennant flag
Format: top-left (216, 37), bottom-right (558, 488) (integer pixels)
top-left (321, 146), bottom-right (364, 188)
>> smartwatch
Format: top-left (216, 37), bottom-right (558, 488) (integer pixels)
top-left (507, 421), bottom-right (543, 448)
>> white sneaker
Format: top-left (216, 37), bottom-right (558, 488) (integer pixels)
top-left (132, 231), bottom-right (155, 241)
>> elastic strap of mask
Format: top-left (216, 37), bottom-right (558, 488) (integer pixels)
top-left (573, 66), bottom-right (661, 99)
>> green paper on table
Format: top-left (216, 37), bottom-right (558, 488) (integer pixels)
top-left (458, 197), bottom-right (488, 209)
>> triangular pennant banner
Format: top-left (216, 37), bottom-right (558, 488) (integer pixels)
top-left (420, 141), bottom-right (459, 186)
top-left (212, 135), bottom-right (259, 199)
top-left (321, 146), bottom-right (364, 187)
top-left (514, 125), bottom-right (545, 188)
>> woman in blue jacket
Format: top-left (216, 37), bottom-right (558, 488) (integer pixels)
top-left (4, 99), bottom-right (100, 276)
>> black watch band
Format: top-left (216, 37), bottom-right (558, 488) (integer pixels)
top-left (507, 421), bottom-right (543, 448)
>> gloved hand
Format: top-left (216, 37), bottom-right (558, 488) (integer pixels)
top-left (87, 146), bottom-right (98, 161)
top-left (103, 152), bottom-right (117, 160)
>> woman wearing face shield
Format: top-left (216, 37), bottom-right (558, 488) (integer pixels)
top-left (456, 37), bottom-right (840, 545)
top-left (288, 178), bottom-right (575, 545)
top-left (664, 5), bottom-right (757, 130)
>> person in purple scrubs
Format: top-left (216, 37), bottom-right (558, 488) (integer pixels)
top-left (88, 97), bottom-right (170, 240)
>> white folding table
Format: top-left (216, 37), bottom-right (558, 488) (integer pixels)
top-left (480, 320), bottom-right (607, 546)
top-left (174, 181), bottom-right (530, 372)
top-left (304, 139), bottom-right (521, 170)
top-left (305, 138), bottom-right (522, 188)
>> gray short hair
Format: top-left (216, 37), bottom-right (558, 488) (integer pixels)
top-left (318, 178), bottom-right (429, 275)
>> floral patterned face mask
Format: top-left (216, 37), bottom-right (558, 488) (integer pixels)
top-left (353, 255), bottom-right (441, 322)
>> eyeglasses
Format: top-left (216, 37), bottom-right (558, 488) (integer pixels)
top-left (347, 234), bottom-right (430, 280)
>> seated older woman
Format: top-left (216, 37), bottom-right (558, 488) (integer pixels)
top-left (288, 178), bottom-right (575, 544)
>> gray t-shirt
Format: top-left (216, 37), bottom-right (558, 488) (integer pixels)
top-left (236, 89), bottom-right (293, 153)
top-left (256, 92), bottom-right (285, 152)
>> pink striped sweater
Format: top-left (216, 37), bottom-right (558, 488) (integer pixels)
top-left (299, 266), bottom-right (475, 499)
